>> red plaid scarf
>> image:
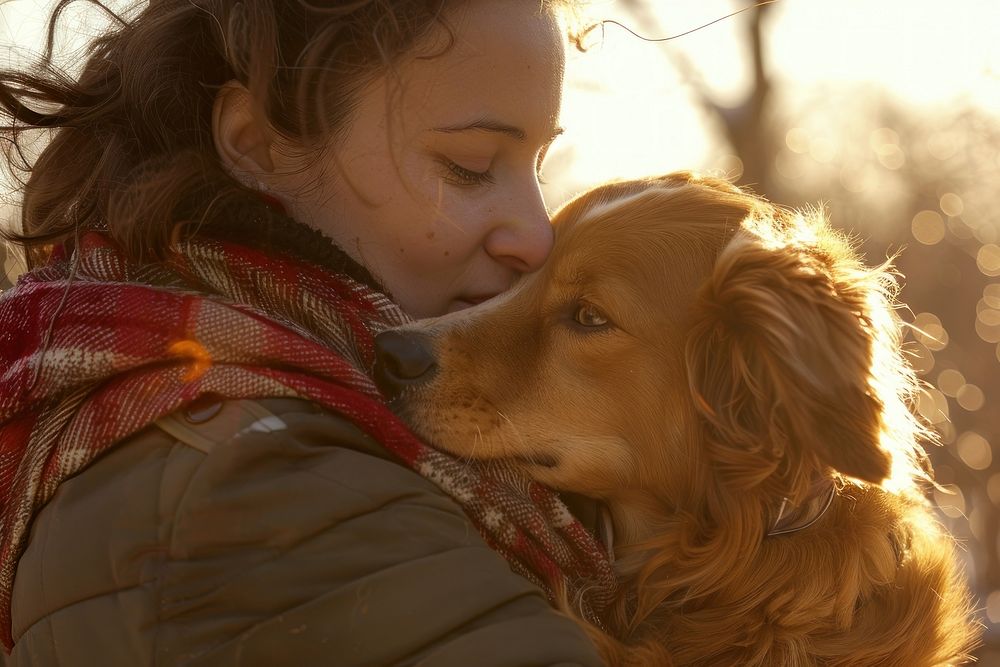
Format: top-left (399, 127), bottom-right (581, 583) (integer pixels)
top-left (0, 231), bottom-right (616, 650)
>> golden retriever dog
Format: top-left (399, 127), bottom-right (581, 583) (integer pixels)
top-left (373, 172), bottom-right (981, 666)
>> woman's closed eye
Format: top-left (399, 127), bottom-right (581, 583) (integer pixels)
top-left (438, 148), bottom-right (552, 188)
top-left (440, 158), bottom-right (496, 187)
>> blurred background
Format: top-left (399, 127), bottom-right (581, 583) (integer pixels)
top-left (2, 0), bottom-right (999, 662)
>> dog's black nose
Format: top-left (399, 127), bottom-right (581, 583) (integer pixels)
top-left (373, 330), bottom-right (437, 399)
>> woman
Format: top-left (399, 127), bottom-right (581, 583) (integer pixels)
top-left (0, 0), bottom-right (615, 664)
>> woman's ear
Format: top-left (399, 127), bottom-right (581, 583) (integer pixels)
top-left (685, 214), bottom-right (892, 487)
top-left (212, 80), bottom-right (276, 182)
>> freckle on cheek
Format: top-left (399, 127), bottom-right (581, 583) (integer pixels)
top-left (443, 251), bottom-right (450, 257)
top-left (426, 231), bottom-right (435, 240)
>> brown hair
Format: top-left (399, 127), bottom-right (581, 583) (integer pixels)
top-left (1, 0), bottom-right (574, 269)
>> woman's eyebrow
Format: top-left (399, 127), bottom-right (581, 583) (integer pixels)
top-left (432, 118), bottom-right (564, 144)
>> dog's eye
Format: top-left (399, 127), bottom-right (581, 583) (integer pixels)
top-left (574, 303), bottom-right (609, 327)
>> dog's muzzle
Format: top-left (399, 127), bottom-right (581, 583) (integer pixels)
top-left (373, 330), bottom-right (438, 400)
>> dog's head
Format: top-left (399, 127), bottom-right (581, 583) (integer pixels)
top-left (376, 172), bottom-right (920, 526)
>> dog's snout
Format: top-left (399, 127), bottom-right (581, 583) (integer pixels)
top-left (373, 330), bottom-right (438, 399)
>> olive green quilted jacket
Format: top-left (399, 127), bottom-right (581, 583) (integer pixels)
top-left (2, 398), bottom-right (603, 666)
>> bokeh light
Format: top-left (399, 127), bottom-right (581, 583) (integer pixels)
top-left (940, 192), bottom-right (964, 217)
top-left (956, 384), bottom-right (986, 412)
top-left (785, 128), bottom-right (809, 154)
top-left (988, 474), bottom-right (1000, 506)
top-left (871, 128), bottom-right (906, 170)
top-left (978, 244), bottom-right (1000, 277)
top-left (916, 387), bottom-right (950, 425)
top-left (907, 341), bottom-right (935, 375)
top-left (937, 369), bottom-right (966, 397)
top-left (933, 484), bottom-right (966, 520)
top-left (911, 210), bottom-right (946, 246)
top-left (956, 432), bottom-right (992, 471)
top-left (989, 591), bottom-right (1000, 625)
top-left (927, 132), bottom-right (960, 161)
top-left (911, 312), bottom-right (949, 351)
top-left (984, 284), bottom-right (1000, 308)
top-left (809, 135), bottom-right (838, 164)
top-left (976, 305), bottom-right (1000, 344)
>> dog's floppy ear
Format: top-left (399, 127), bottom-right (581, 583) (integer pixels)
top-left (685, 212), bottom-right (891, 487)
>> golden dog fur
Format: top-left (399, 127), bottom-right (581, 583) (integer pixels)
top-left (386, 172), bottom-right (981, 665)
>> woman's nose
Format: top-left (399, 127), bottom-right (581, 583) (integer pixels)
top-left (484, 187), bottom-right (554, 273)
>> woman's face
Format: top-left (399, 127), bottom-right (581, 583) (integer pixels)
top-left (273, 1), bottom-right (566, 318)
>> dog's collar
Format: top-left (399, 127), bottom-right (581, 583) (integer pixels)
top-left (767, 480), bottom-right (836, 537)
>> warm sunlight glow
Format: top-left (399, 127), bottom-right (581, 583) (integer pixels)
top-left (1, 0), bottom-right (997, 655)
top-left (544, 1), bottom-right (1000, 204)
top-left (167, 339), bottom-right (212, 382)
